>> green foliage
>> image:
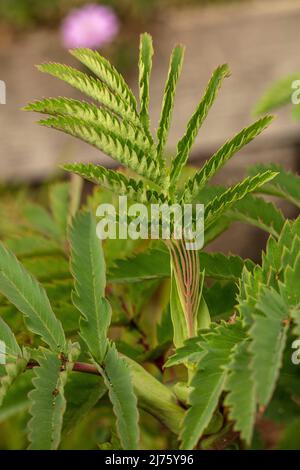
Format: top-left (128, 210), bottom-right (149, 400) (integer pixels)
top-left (0, 242), bottom-right (66, 352)
top-left (0, 32), bottom-right (298, 451)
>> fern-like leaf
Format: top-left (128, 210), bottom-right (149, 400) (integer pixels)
top-left (37, 63), bottom-right (140, 126)
top-left (70, 48), bottom-right (137, 112)
top-left (170, 64), bottom-right (230, 186)
top-left (204, 170), bottom-right (278, 228)
top-left (0, 243), bottom-right (66, 352)
top-left (139, 33), bottom-right (153, 134)
top-left (25, 97), bottom-right (152, 152)
top-left (182, 116), bottom-right (273, 202)
top-left (157, 45), bottom-right (184, 162)
top-left (39, 115), bottom-right (162, 184)
top-left (63, 163), bottom-right (168, 204)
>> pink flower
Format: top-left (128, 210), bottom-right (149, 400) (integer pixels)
top-left (61, 4), bottom-right (119, 49)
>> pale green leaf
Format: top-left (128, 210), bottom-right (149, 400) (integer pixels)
top-left (97, 344), bottom-right (139, 450)
top-left (39, 115), bottom-right (161, 184)
top-left (26, 97), bottom-right (152, 152)
top-left (28, 351), bottom-right (67, 450)
top-left (63, 163), bottom-right (168, 204)
top-left (0, 242), bottom-right (66, 352)
top-left (37, 63), bottom-right (139, 126)
top-left (70, 211), bottom-right (111, 363)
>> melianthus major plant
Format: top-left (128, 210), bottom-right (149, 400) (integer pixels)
top-left (0, 33), bottom-right (299, 450)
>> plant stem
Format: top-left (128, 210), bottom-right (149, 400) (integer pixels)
top-left (27, 357), bottom-right (185, 436)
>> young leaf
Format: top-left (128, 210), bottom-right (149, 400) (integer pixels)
top-left (170, 64), bottom-right (230, 186)
top-left (97, 344), bottom-right (139, 450)
top-left (39, 116), bottom-right (161, 184)
top-left (0, 243), bottom-right (66, 352)
top-left (70, 211), bottom-right (111, 363)
top-left (26, 97), bottom-right (152, 152)
top-left (204, 170), bottom-right (278, 228)
top-left (181, 321), bottom-right (245, 449)
top-left (169, 269), bottom-right (189, 348)
top-left (139, 33), bottom-right (153, 134)
top-left (70, 48), bottom-right (137, 113)
top-left (63, 163), bottom-right (168, 204)
top-left (182, 116), bottom-right (273, 202)
top-left (37, 63), bottom-right (139, 126)
top-left (28, 351), bottom-right (67, 450)
top-left (157, 45), bottom-right (184, 161)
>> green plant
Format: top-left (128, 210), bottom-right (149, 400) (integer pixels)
top-left (0, 33), bottom-right (299, 450)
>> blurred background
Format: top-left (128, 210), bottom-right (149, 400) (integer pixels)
top-left (0, 0), bottom-right (300, 258)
